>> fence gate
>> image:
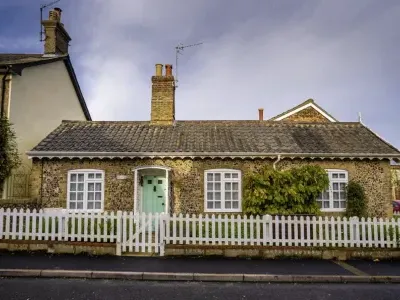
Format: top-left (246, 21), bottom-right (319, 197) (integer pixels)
top-left (119, 213), bottom-right (165, 255)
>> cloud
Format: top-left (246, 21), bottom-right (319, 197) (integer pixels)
top-left (68, 0), bottom-right (400, 148)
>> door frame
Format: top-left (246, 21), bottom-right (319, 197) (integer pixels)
top-left (133, 166), bottom-right (171, 215)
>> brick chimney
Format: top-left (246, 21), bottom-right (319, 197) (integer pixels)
top-left (258, 108), bottom-right (264, 121)
top-left (150, 64), bottom-right (176, 125)
top-left (41, 7), bottom-right (71, 55)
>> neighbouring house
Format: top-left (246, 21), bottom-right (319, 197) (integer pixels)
top-left (0, 8), bottom-right (91, 201)
top-left (26, 61), bottom-right (400, 218)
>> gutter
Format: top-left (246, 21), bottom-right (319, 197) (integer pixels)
top-left (26, 151), bottom-right (400, 160)
top-left (1, 65), bottom-right (11, 118)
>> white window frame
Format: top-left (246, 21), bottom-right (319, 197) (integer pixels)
top-left (67, 169), bottom-right (105, 212)
top-left (204, 169), bottom-right (242, 213)
top-left (318, 169), bottom-right (348, 212)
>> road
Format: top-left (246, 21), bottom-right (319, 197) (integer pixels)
top-left (0, 278), bottom-right (399, 300)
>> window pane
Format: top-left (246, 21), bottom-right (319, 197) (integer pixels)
top-left (207, 183), bottom-right (213, 191)
top-left (158, 180), bottom-right (162, 184)
top-left (340, 201), bottom-right (346, 208)
top-left (207, 192), bottom-right (213, 200)
top-left (95, 192), bottom-right (102, 200)
top-left (323, 201), bottom-right (330, 208)
top-left (232, 192), bottom-right (239, 200)
top-left (334, 201), bottom-right (339, 208)
top-left (214, 173), bottom-right (221, 181)
top-left (70, 183), bottom-right (76, 191)
top-left (207, 173), bottom-right (213, 181)
top-left (232, 202), bottom-right (239, 209)
top-left (78, 174), bottom-right (84, 182)
top-left (225, 192), bottom-right (231, 200)
top-left (339, 173), bottom-right (346, 178)
top-left (339, 183), bottom-right (346, 190)
top-left (232, 173), bottom-right (239, 179)
top-left (88, 173), bottom-right (95, 179)
top-left (70, 174), bottom-right (77, 182)
top-left (232, 183), bottom-right (239, 190)
top-left (224, 173), bottom-right (231, 179)
top-left (77, 192), bottom-right (84, 201)
top-left (77, 183), bottom-right (84, 191)
top-left (333, 192), bottom-right (339, 200)
top-left (69, 202), bottom-right (76, 209)
top-left (70, 193), bottom-right (76, 200)
top-left (215, 192), bottom-right (221, 200)
top-left (207, 202), bottom-right (213, 209)
top-left (225, 182), bottom-right (231, 190)
top-left (225, 201), bottom-right (231, 209)
top-left (332, 173), bottom-right (338, 179)
top-left (77, 202), bottom-right (83, 209)
top-left (317, 201), bottom-right (322, 208)
top-left (95, 202), bottom-right (101, 209)
top-left (215, 183), bottom-right (221, 191)
top-left (88, 192), bottom-right (94, 200)
top-left (340, 192), bottom-right (346, 199)
top-left (332, 183), bottom-right (339, 190)
top-left (96, 173), bottom-right (102, 179)
top-left (88, 183), bottom-right (94, 191)
top-left (95, 183), bottom-right (102, 191)
top-left (88, 202), bottom-right (94, 209)
top-left (215, 202), bottom-right (221, 209)
top-left (323, 191), bottom-right (329, 199)
top-left (148, 180), bottom-right (152, 184)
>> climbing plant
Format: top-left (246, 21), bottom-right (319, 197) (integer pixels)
top-left (0, 117), bottom-right (20, 191)
top-left (243, 165), bottom-right (329, 215)
top-left (345, 180), bottom-right (366, 218)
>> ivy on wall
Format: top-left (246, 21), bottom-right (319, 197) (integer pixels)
top-left (0, 117), bottom-right (20, 192)
top-left (243, 165), bottom-right (329, 215)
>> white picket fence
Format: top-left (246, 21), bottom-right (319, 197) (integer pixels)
top-left (1, 208), bottom-right (400, 256)
top-left (164, 214), bottom-right (400, 249)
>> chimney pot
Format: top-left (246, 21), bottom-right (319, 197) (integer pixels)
top-left (165, 64), bottom-right (173, 76)
top-left (155, 64), bottom-right (163, 76)
top-left (258, 108), bottom-right (264, 121)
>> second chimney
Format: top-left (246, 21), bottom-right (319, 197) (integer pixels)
top-left (41, 7), bottom-right (71, 55)
top-left (258, 108), bottom-right (264, 121)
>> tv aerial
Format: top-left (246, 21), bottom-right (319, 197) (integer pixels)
top-left (175, 42), bottom-right (203, 88)
top-left (40, 0), bottom-right (61, 42)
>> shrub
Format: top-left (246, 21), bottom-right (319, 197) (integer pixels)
top-left (0, 117), bottom-right (20, 190)
top-left (345, 180), bottom-right (366, 217)
top-left (243, 165), bottom-right (329, 215)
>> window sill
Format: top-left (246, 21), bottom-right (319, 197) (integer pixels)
top-left (320, 209), bottom-right (346, 213)
top-left (204, 209), bottom-right (242, 214)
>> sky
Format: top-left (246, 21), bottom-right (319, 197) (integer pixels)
top-left (0, 0), bottom-right (399, 148)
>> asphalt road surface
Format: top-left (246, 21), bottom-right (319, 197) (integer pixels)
top-left (1, 278), bottom-right (400, 300)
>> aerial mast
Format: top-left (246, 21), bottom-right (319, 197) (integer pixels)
top-left (175, 42), bottom-right (203, 88)
top-left (40, 0), bottom-right (61, 42)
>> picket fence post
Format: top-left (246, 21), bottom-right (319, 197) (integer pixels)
top-left (115, 210), bottom-right (122, 256)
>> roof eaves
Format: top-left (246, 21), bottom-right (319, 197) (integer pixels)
top-left (63, 56), bottom-right (92, 121)
top-left (26, 151), bottom-right (400, 160)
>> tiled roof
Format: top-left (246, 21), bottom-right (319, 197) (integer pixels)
top-left (28, 120), bottom-right (400, 159)
top-left (0, 53), bottom-right (66, 65)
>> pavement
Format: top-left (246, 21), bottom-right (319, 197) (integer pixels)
top-left (2, 278), bottom-right (400, 300)
top-left (1, 252), bottom-right (400, 283)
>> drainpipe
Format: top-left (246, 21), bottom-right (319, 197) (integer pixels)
top-left (273, 154), bottom-right (282, 170)
top-left (1, 65), bottom-right (11, 118)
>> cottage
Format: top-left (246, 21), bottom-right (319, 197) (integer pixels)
top-left (27, 64), bottom-right (400, 218)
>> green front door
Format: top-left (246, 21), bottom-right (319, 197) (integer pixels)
top-left (142, 175), bottom-right (166, 214)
